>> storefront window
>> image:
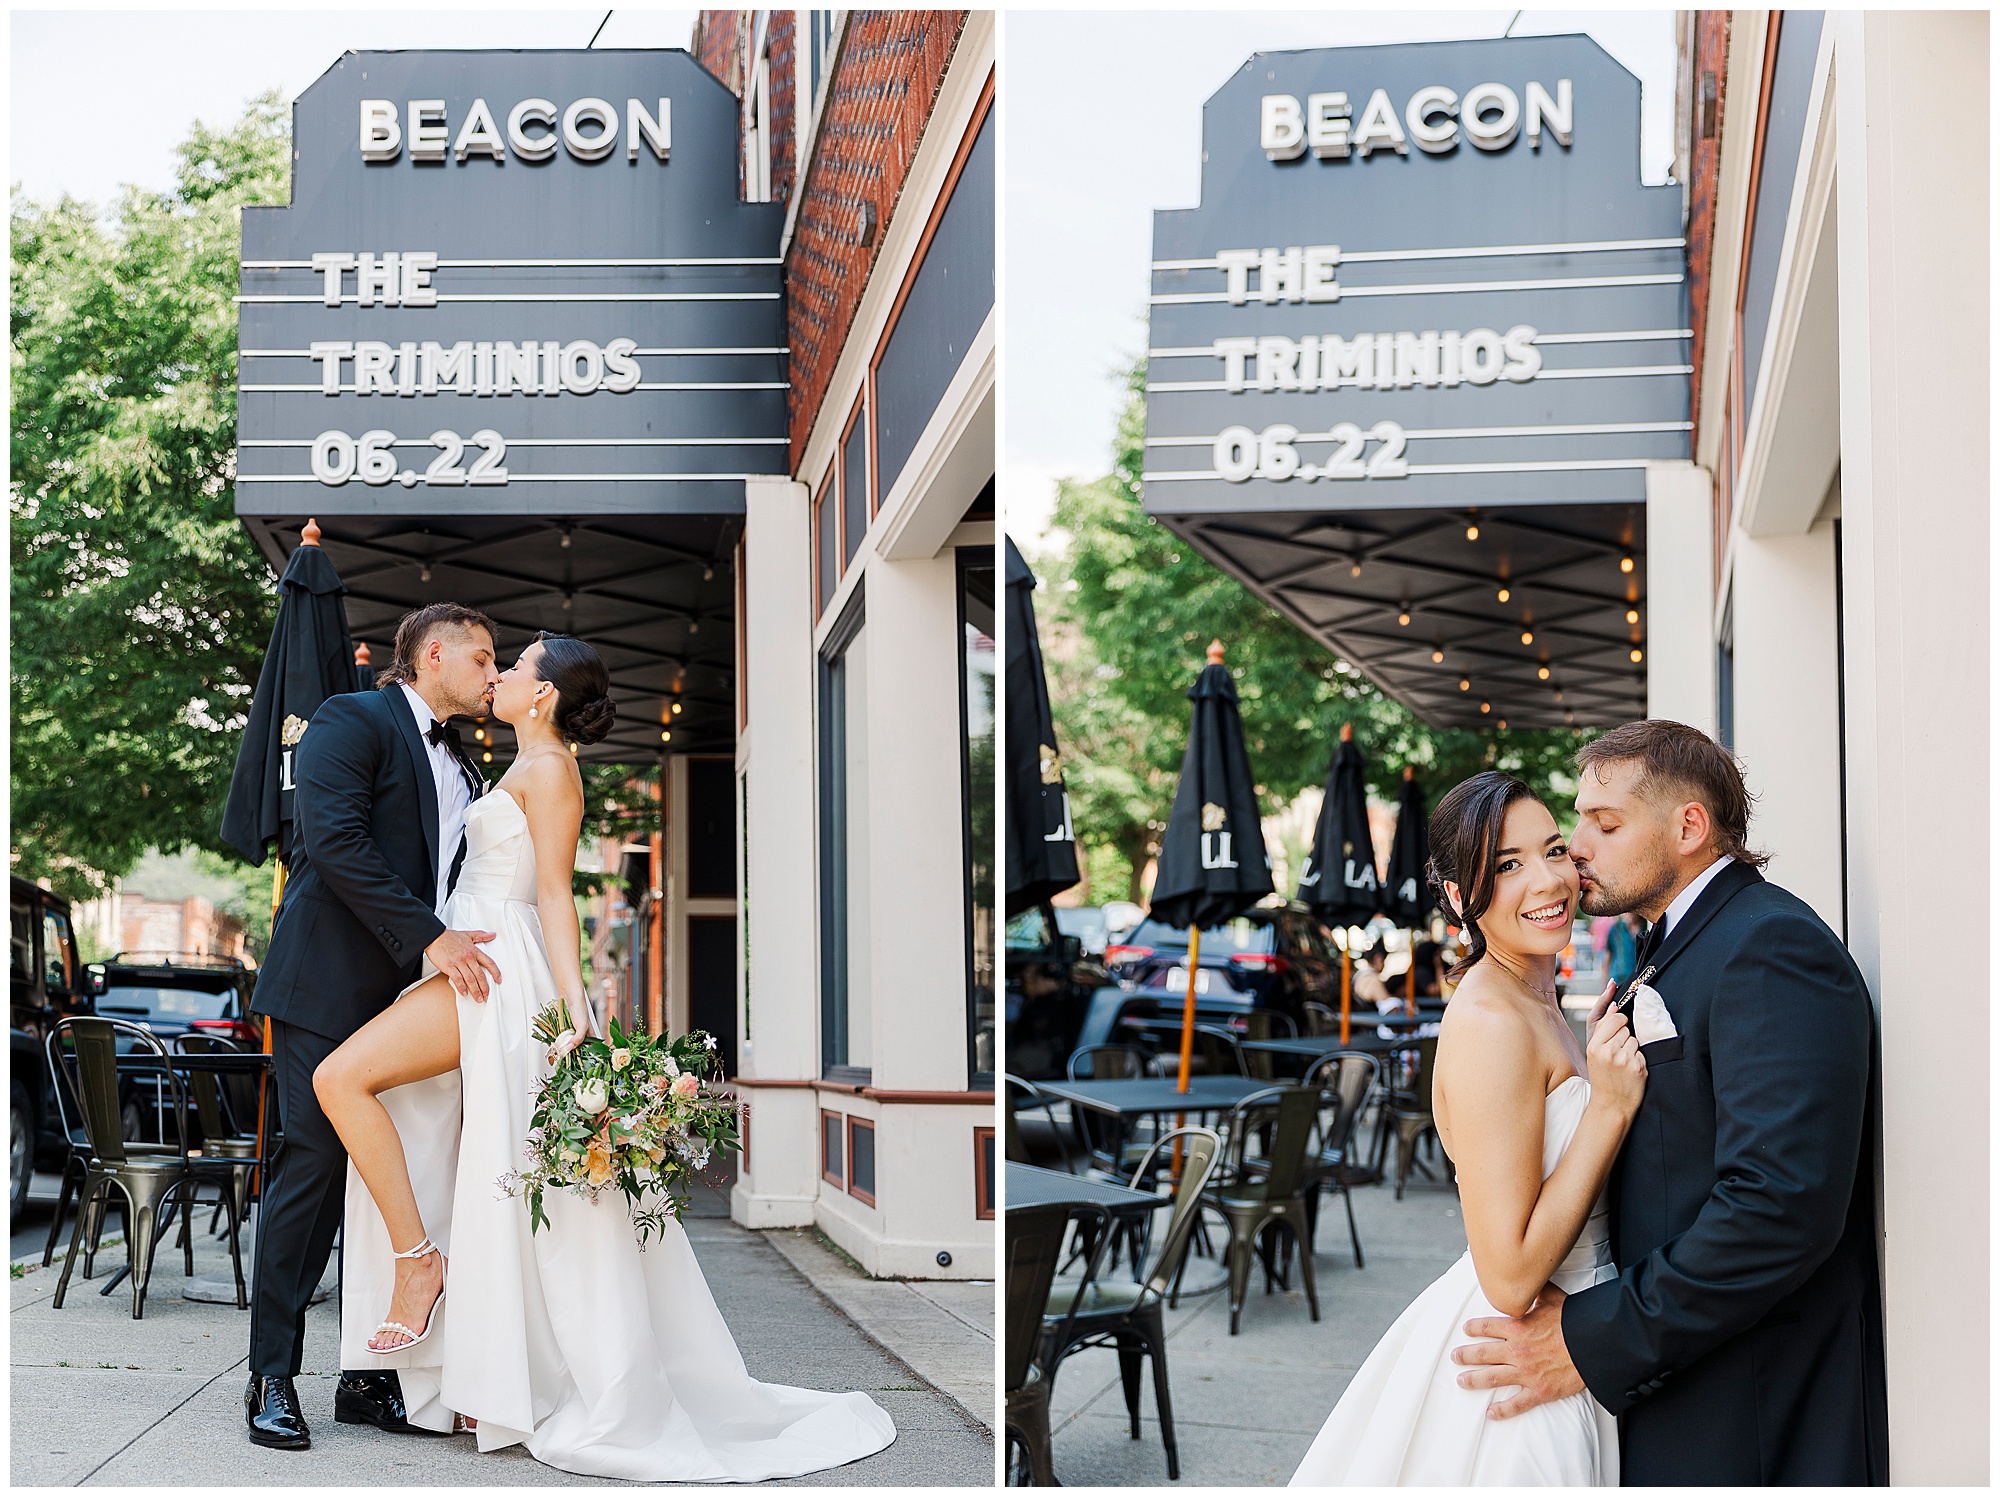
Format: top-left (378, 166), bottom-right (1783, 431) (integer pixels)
top-left (958, 549), bottom-right (995, 1087)
top-left (819, 589), bottom-right (870, 1080)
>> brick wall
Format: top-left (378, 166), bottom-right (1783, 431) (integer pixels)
top-left (1685, 10), bottom-right (1731, 452)
top-left (768, 13), bottom-right (798, 208)
top-left (692, 11), bottom-right (746, 97)
top-left (783, 10), bottom-right (966, 472)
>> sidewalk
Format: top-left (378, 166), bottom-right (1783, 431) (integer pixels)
top-left (1042, 1158), bottom-right (1468, 1485)
top-left (11, 1174), bottom-right (992, 1486)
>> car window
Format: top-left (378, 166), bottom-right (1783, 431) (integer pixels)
top-left (11, 899), bottom-right (33, 982)
top-left (41, 908), bottom-right (74, 993)
top-left (1005, 908), bottom-right (1051, 956)
top-left (96, 985), bottom-right (235, 1022)
top-left (1125, 917), bottom-right (1273, 955)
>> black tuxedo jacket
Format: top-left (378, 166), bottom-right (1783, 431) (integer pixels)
top-left (250, 687), bottom-right (482, 1042)
top-left (1562, 859), bottom-right (1889, 1484)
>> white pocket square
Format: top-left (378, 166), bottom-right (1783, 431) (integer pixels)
top-left (1630, 982), bottom-right (1679, 1045)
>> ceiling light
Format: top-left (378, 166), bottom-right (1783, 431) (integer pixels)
top-left (1465, 524), bottom-right (1479, 541)
top-left (1349, 561), bottom-right (1362, 577)
top-left (1620, 556), bottom-right (1635, 574)
top-left (671, 701), bottom-right (683, 715)
top-left (660, 729), bottom-right (672, 743)
top-left (1431, 649), bottom-right (1444, 663)
top-left (481, 751), bottom-right (492, 763)
top-left (1625, 609), bottom-right (1640, 624)
top-left (1631, 648), bottom-right (1645, 663)
top-left (1480, 701), bottom-right (1491, 714)
top-left (1497, 587), bottom-right (1511, 602)
top-left (1459, 677), bottom-right (1470, 691)
top-left (1398, 612), bottom-right (1411, 626)
top-left (473, 728), bottom-right (485, 742)
top-left (1538, 666), bottom-right (1551, 680)
top-left (1520, 631), bottom-right (1533, 645)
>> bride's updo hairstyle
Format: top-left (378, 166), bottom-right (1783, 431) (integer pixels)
top-left (530, 631), bottom-right (617, 747)
top-left (1426, 770), bottom-right (1539, 980)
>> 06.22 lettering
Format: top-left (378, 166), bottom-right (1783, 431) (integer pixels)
top-left (1214, 420), bottom-right (1408, 483)
top-left (311, 428), bottom-right (508, 487)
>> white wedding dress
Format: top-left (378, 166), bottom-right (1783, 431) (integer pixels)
top-left (341, 788), bottom-right (896, 1481)
top-left (1289, 1075), bottom-right (1617, 1486)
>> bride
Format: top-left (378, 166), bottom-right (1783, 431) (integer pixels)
top-left (312, 632), bottom-right (896, 1482)
top-left (1290, 771), bottom-right (1645, 1486)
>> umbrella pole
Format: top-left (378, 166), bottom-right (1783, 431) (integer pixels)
top-left (1340, 938), bottom-right (1352, 1044)
top-left (1407, 928), bottom-right (1417, 1015)
top-left (1173, 925), bottom-right (1200, 1175)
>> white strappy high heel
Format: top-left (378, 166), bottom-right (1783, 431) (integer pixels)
top-left (368, 1236), bottom-right (446, 1354)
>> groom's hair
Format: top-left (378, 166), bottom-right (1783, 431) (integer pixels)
top-left (1577, 720), bottom-right (1769, 868)
top-left (376, 602), bottom-right (499, 689)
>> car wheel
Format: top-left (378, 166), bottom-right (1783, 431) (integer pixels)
top-left (10, 1081), bottom-right (32, 1231)
top-left (121, 1098), bottom-right (145, 1144)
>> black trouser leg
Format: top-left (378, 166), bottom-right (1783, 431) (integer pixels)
top-left (249, 1021), bottom-right (349, 1379)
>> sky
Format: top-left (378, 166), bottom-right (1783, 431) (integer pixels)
top-left (1003, 9), bottom-right (1680, 551)
top-left (10, 7), bottom-right (698, 209)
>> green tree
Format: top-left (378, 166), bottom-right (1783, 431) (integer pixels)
top-left (1045, 364), bottom-right (1593, 872)
top-left (11, 96), bottom-right (292, 900)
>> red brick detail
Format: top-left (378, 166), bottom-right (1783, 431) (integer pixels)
top-left (768, 13), bottom-right (798, 208)
top-left (1685, 10), bottom-right (1731, 453)
top-left (693, 11), bottom-right (746, 97)
top-left (785, 10), bottom-right (967, 473)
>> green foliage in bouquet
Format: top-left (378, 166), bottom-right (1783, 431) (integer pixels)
top-left (506, 1004), bottom-right (740, 1242)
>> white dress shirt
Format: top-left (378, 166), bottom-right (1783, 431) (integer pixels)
top-left (399, 683), bottom-right (472, 915)
top-left (1661, 854), bottom-right (1731, 937)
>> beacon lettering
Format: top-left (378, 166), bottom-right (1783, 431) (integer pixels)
top-left (357, 96), bottom-right (671, 163)
top-left (1259, 78), bottom-right (1573, 161)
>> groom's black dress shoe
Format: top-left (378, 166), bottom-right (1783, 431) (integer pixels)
top-left (245, 1373), bottom-right (310, 1450)
top-left (335, 1370), bottom-right (451, 1435)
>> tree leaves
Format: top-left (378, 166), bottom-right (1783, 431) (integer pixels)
top-left (11, 95), bottom-right (292, 899)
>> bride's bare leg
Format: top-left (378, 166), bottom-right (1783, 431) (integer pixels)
top-left (313, 974), bottom-right (461, 1348)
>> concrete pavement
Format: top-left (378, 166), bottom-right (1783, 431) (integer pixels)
top-left (12, 1171), bottom-right (992, 1486)
top-left (1042, 1153), bottom-right (1468, 1486)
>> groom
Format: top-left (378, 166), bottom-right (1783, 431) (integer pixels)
top-left (244, 603), bottom-right (502, 1450)
top-left (1452, 719), bottom-right (1889, 1483)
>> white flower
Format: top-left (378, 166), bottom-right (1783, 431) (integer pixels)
top-left (662, 1055), bottom-right (681, 1079)
top-left (573, 1078), bottom-right (610, 1115)
top-left (702, 1034), bottom-right (718, 1050)
top-left (610, 1047), bottom-right (632, 1072)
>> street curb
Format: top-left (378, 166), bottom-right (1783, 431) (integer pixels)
top-left (756, 1226), bottom-right (996, 1436)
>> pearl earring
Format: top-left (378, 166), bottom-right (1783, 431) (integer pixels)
top-left (529, 706), bottom-right (538, 718)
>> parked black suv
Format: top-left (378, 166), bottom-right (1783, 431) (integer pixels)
top-left (10, 877), bottom-right (90, 1227)
top-left (1103, 903), bottom-right (1342, 1043)
top-left (88, 953), bottom-right (259, 1142)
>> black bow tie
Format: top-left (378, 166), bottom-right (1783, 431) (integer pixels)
top-left (424, 719), bottom-right (455, 750)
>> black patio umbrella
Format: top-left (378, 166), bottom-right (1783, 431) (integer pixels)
top-left (1149, 641), bottom-right (1273, 1092)
top-left (219, 520), bottom-right (361, 869)
top-left (1004, 538), bottom-right (1080, 916)
top-left (1299, 725), bottom-right (1382, 1039)
top-left (1383, 767), bottom-right (1435, 1008)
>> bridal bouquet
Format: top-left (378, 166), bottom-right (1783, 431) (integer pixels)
top-left (503, 1003), bottom-right (740, 1242)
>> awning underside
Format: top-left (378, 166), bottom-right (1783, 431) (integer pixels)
top-left (242, 513), bottom-right (739, 765)
top-left (1158, 501), bottom-right (1647, 730)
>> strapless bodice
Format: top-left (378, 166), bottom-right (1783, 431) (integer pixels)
top-left (1542, 1075), bottom-right (1614, 1291)
top-left (451, 791), bottom-right (539, 904)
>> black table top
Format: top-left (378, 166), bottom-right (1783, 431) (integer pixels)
top-left (1005, 1162), bottom-right (1165, 1215)
top-left (1034, 1074), bottom-right (1279, 1117)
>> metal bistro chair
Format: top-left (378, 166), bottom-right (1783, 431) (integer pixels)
top-left (1005, 1073), bottom-right (1076, 1174)
top-left (1300, 1051), bottom-right (1379, 1268)
top-left (49, 1017), bottom-right (245, 1317)
top-left (1302, 1000), bottom-right (1340, 1038)
top-left (1039, 1128), bottom-right (1221, 1482)
top-left (1203, 1084), bottom-right (1322, 1334)
top-left (1004, 1202), bottom-right (1100, 1486)
top-left (173, 1032), bottom-right (262, 1244)
top-left (1187, 1024), bottom-right (1245, 1079)
top-left (1379, 1034), bottom-right (1447, 1200)
top-left (1066, 1044), bottom-right (1155, 1179)
top-left (1240, 1009), bottom-right (1295, 1081)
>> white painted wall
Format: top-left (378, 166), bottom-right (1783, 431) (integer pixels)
top-left (1832, 10), bottom-right (1989, 1481)
top-left (1643, 459), bottom-right (1717, 735)
top-left (1727, 518), bottom-right (1843, 934)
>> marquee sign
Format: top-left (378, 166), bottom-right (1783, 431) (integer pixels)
top-left (236, 50), bottom-right (786, 521)
top-left (1143, 36), bottom-right (1688, 729)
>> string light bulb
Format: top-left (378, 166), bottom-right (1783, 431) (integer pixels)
top-left (1630, 648), bottom-right (1644, 663)
top-left (1349, 560), bottom-right (1362, 577)
top-left (1480, 701), bottom-right (1492, 714)
top-left (1520, 630), bottom-right (1534, 645)
top-left (1465, 524), bottom-right (1479, 541)
top-left (660, 729), bottom-right (672, 743)
top-left (1497, 587), bottom-right (1511, 603)
top-left (473, 728), bottom-right (485, 742)
top-left (1626, 609), bottom-right (1640, 624)
top-left (1431, 648), bottom-right (1445, 663)
top-left (1459, 677), bottom-right (1471, 691)
top-left (1398, 611), bottom-right (1411, 626)
top-left (481, 751), bottom-right (492, 763)
top-left (1620, 556), bottom-right (1635, 574)
top-left (419, 564), bottom-right (432, 583)
top-left (1538, 666), bottom-right (1551, 680)
top-left (671, 701), bottom-right (683, 715)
